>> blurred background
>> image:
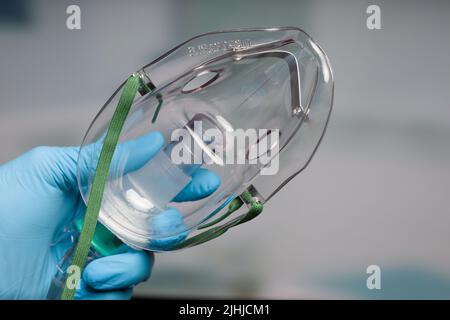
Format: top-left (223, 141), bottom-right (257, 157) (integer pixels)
top-left (1, 0), bottom-right (450, 299)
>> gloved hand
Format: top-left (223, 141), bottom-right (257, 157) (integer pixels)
top-left (0, 132), bottom-right (220, 299)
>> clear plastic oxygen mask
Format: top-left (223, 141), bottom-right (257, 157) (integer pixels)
top-left (48, 27), bottom-right (333, 300)
top-left (76, 27), bottom-right (334, 252)
top-left (99, 114), bottom-right (232, 249)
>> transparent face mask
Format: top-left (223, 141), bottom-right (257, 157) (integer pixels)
top-left (74, 27), bottom-right (333, 253)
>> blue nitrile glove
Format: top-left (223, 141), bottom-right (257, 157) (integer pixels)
top-left (0, 132), bottom-right (220, 299)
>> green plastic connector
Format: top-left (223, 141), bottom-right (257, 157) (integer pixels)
top-left (74, 217), bottom-right (125, 257)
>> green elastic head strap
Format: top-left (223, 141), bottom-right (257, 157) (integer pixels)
top-left (61, 74), bottom-right (263, 300)
top-left (61, 76), bottom-right (140, 300)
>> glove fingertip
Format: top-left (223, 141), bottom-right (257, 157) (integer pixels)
top-left (174, 169), bottom-right (221, 202)
top-left (82, 251), bottom-right (153, 291)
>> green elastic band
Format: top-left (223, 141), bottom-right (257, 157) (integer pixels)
top-left (61, 76), bottom-right (140, 300)
top-left (198, 197), bottom-right (243, 229)
top-left (172, 190), bottom-right (263, 250)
